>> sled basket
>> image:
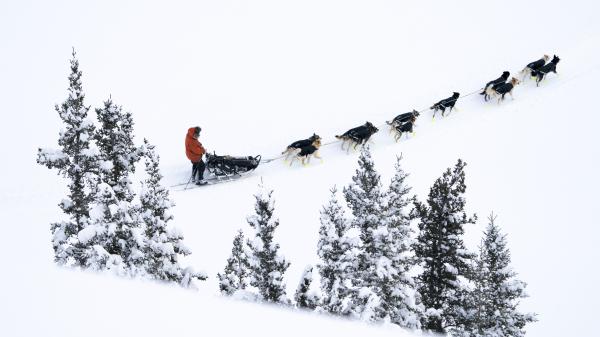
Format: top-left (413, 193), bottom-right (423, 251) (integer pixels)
top-left (205, 152), bottom-right (262, 177)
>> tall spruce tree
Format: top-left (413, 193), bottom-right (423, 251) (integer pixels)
top-left (140, 139), bottom-right (205, 286)
top-left (413, 159), bottom-right (476, 333)
top-left (378, 156), bottom-right (422, 328)
top-left (459, 214), bottom-right (536, 337)
top-left (88, 98), bottom-right (144, 272)
top-left (218, 229), bottom-right (251, 295)
top-left (246, 184), bottom-right (290, 304)
top-left (317, 186), bottom-right (360, 315)
top-left (95, 97), bottom-right (140, 202)
top-left (37, 49), bottom-right (99, 265)
top-left (342, 146), bottom-right (386, 321)
top-left (294, 265), bottom-right (320, 310)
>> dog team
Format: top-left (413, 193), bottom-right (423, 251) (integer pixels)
top-left (282, 54), bottom-right (560, 166)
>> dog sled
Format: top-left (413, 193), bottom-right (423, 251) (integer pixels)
top-left (206, 152), bottom-right (262, 177)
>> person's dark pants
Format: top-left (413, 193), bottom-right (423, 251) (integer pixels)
top-left (191, 160), bottom-right (206, 181)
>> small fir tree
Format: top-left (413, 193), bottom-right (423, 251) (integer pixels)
top-left (218, 229), bottom-right (251, 295)
top-left (413, 159), bottom-right (476, 333)
top-left (37, 49), bottom-right (99, 265)
top-left (458, 214), bottom-right (536, 337)
top-left (294, 265), bottom-right (320, 310)
top-left (317, 186), bottom-right (360, 316)
top-left (378, 156), bottom-right (422, 328)
top-left (140, 139), bottom-right (206, 286)
top-left (246, 184), bottom-right (290, 304)
top-left (342, 146), bottom-right (386, 321)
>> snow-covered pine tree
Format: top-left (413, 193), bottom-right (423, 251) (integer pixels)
top-left (342, 146), bottom-right (386, 321)
top-left (140, 139), bottom-right (206, 286)
top-left (246, 184), bottom-right (291, 304)
top-left (378, 156), bottom-right (422, 329)
top-left (95, 97), bottom-right (140, 202)
top-left (89, 98), bottom-right (146, 272)
top-left (294, 265), bottom-right (320, 310)
top-left (413, 159), bottom-right (476, 334)
top-left (79, 183), bottom-right (127, 273)
top-left (317, 186), bottom-right (360, 316)
top-left (37, 49), bottom-right (99, 265)
top-left (459, 214), bottom-right (536, 337)
top-left (218, 229), bottom-right (251, 295)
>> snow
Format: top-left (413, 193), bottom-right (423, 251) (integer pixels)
top-left (1, 0), bottom-right (600, 336)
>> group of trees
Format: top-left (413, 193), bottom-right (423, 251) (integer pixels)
top-left (218, 148), bottom-right (535, 336)
top-left (38, 51), bottom-right (205, 287)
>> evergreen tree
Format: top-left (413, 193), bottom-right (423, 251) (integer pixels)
top-left (317, 186), bottom-right (360, 316)
top-left (140, 139), bottom-right (206, 286)
top-left (95, 97), bottom-right (140, 202)
top-left (413, 159), bottom-right (476, 333)
top-left (246, 184), bottom-right (290, 304)
top-left (378, 156), bottom-right (422, 328)
top-left (342, 146), bottom-right (386, 321)
top-left (79, 183), bottom-right (127, 273)
top-left (218, 229), bottom-right (251, 295)
top-left (294, 265), bottom-right (320, 310)
top-left (459, 214), bottom-right (536, 337)
top-left (37, 49), bottom-right (99, 265)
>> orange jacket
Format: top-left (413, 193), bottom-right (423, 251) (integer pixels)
top-left (185, 127), bottom-right (206, 162)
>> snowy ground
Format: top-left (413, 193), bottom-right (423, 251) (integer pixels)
top-left (1, 1), bottom-right (600, 336)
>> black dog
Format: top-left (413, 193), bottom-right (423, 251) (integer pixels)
top-left (520, 55), bottom-right (549, 79)
top-left (480, 71), bottom-right (510, 101)
top-left (391, 119), bottom-right (415, 142)
top-left (387, 110), bottom-right (420, 126)
top-left (431, 92), bottom-right (460, 117)
top-left (288, 139), bottom-right (322, 166)
top-left (532, 55), bottom-right (560, 86)
top-left (485, 77), bottom-right (521, 103)
top-left (335, 122), bottom-right (379, 152)
top-left (282, 133), bottom-right (321, 160)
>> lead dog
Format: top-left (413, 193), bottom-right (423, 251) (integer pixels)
top-left (520, 54), bottom-right (549, 80)
top-left (532, 55), bottom-right (560, 86)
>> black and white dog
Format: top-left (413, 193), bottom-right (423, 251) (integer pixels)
top-left (532, 55), bottom-right (560, 86)
top-left (480, 71), bottom-right (510, 101)
top-left (431, 92), bottom-right (460, 117)
top-left (282, 133), bottom-right (321, 161)
top-left (288, 138), bottom-right (322, 166)
top-left (391, 117), bottom-right (415, 142)
top-left (387, 110), bottom-right (420, 127)
top-left (520, 54), bottom-right (550, 80)
top-left (335, 122), bottom-right (379, 152)
top-left (485, 77), bottom-right (521, 103)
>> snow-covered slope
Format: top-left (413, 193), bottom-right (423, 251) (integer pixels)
top-left (1, 1), bottom-right (599, 336)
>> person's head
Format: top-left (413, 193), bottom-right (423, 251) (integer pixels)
top-left (193, 126), bottom-right (201, 138)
